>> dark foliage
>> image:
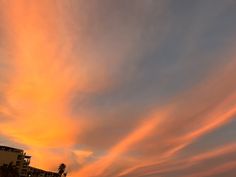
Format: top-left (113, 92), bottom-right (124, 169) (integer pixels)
top-left (0, 162), bottom-right (19, 177)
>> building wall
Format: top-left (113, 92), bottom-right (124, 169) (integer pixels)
top-left (28, 167), bottom-right (59, 177)
top-left (0, 146), bottom-right (56, 177)
top-left (0, 149), bottom-right (30, 177)
top-left (0, 151), bottom-right (19, 166)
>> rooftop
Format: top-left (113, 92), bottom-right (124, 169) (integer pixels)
top-left (0, 145), bottom-right (24, 153)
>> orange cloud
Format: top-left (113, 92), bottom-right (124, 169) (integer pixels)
top-left (0, 0), bottom-right (77, 148)
top-left (130, 143), bottom-right (236, 177)
top-left (0, 0), bottom-right (94, 170)
top-left (187, 160), bottom-right (236, 177)
top-left (72, 109), bottom-right (171, 177)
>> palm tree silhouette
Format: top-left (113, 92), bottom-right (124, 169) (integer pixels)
top-left (58, 163), bottom-right (66, 177)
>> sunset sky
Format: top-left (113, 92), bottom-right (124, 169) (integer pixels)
top-left (0, 1), bottom-right (236, 177)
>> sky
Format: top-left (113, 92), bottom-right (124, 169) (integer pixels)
top-left (0, 0), bottom-right (236, 177)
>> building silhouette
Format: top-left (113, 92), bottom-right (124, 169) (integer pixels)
top-left (28, 166), bottom-right (58, 177)
top-left (0, 145), bottom-right (59, 177)
top-left (0, 145), bottom-right (31, 177)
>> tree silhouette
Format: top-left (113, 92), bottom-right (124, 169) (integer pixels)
top-left (58, 163), bottom-right (66, 177)
top-left (0, 162), bottom-right (19, 177)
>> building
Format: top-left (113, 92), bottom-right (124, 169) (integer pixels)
top-left (0, 145), bottom-right (60, 177)
top-left (28, 167), bottom-right (59, 177)
top-left (0, 145), bottom-right (31, 177)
